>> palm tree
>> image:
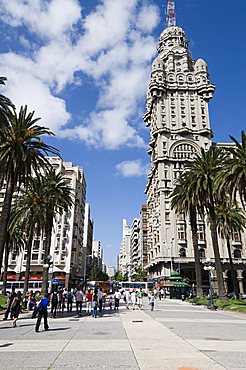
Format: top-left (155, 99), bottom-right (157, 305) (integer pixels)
top-left (0, 105), bottom-right (60, 274)
top-left (0, 76), bottom-right (13, 112)
top-left (40, 170), bottom-right (74, 294)
top-left (2, 223), bottom-right (25, 295)
top-left (185, 147), bottom-right (228, 299)
top-left (216, 200), bottom-right (246, 298)
top-left (171, 172), bottom-right (203, 297)
top-left (219, 131), bottom-right (246, 208)
top-left (10, 176), bottom-right (53, 296)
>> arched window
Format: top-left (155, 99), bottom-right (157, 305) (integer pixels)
top-left (198, 248), bottom-right (205, 258)
top-left (173, 143), bottom-right (196, 160)
top-left (179, 248), bottom-right (186, 257)
top-left (234, 249), bottom-right (241, 259)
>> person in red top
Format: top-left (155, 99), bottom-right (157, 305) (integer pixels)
top-left (86, 290), bottom-right (93, 315)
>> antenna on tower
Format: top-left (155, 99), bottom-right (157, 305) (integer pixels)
top-left (166, 0), bottom-right (176, 28)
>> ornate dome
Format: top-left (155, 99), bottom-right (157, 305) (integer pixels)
top-left (195, 58), bottom-right (207, 72)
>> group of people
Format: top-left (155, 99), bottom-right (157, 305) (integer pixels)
top-left (2, 285), bottom-right (159, 331)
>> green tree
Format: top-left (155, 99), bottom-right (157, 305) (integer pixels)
top-left (0, 105), bottom-right (59, 273)
top-left (132, 267), bottom-right (146, 281)
top-left (185, 147), bottom-right (228, 299)
top-left (219, 131), bottom-right (246, 208)
top-left (113, 271), bottom-right (124, 282)
top-left (216, 200), bottom-right (246, 297)
top-left (40, 170), bottom-right (74, 294)
top-left (10, 176), bottom-right (53, 295)
top-left (2, 223), bottom-right (25, 295)
top-left (171, 172), bottom-right (203, 297)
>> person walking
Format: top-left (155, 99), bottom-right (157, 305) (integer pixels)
top-left (92, 290), bottom-right (98, 318)
top-left (124, 290), bottom-right (130, 309)
top-left (3, 287), bottom-right (16, 320)
top-left (75, 287), bottom-right (83, 316)
top-left (114, 290), bottom-right (121, 310)
top-left (67, 290), bottom-right (73, 313)
top-left (150, 292), bottom-right (155, 311)
top-left (35, 293), bottom-right (50, 332)
top-left (85, 290), bottom-right (93, 315)
top-left (50, 291), bottom-right (58, 318)
top-left (11, 291), bottom-right (22, 328)
top-left (98, 288), bottom-right (103, 313)
top-left (131, 291), bottom-right (137, 310)
top-left (137, 288), bottom-right (144, 310)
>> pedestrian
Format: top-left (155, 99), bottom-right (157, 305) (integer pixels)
top-left (35, 293), bottom-right (50, 332)
top-left (75, 287), bottom-right (83, 316)
top-left (137, 288), bottom-right (144, 310)
top-left (153, 288), bottom-right (157, 299)
top-left (98, 288), bottom-right (103, 313)
top-left (11, 291), bottom-right (22, 328)
top-left (124, 289), bottom-right (130, 309)
top-left (50, 291), bottom-right (58, 318)
top-left (131, 291), bottom-right (137, 310)
top-left (160, 287), bottom-right (165, 299)
top-left (92, 290), bottom-right (98, 318)
top-left (150, 292), bottom-right (155, 311)
top-left (109, 296), bottom-right (113, 310)
top-left (114, 290), bottom-right (121, 310)
top-left (67, 290), bottom-right (73, 313)
top-left (27, 290), bottom-right (34, 311)
top-left (85, 289), bottom-right (93, 315)
top-left (3, 287), bottom-right (16, 320)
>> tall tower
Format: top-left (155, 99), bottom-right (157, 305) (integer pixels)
top-left (144, 1), bottom-right (215, 280)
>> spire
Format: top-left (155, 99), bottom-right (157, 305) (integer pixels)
top-left (166, 0), bottom-right (176, 27)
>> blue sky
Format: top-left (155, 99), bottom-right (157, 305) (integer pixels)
top-left (0, 0), bottom-right (245, 267)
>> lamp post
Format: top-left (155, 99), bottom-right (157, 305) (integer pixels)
top-left (169, 238), bottom-right (174, 272)
top-left (43, 254), bottom-right (53, 293)
top-left (203, 257), bottom-right (215, 310)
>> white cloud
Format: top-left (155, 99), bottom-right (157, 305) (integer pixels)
top-left (0, 0), bottom-right (81, 39)
top-left (116, 159), bottom-right (149, 177)
top-left (0, 0), bottom-right (160, 149)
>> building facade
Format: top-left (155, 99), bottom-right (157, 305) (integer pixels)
top-left (82, 203), bottom-right (94, 281)
top-left (5, 157), bottom-right (87, 289)
top-left (144, 15), bottom-right (246, 292)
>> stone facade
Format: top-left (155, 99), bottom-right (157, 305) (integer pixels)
top-left (144, 25), bottom-right (246, 293)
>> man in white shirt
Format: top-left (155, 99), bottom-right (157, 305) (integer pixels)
top-left (75, 288), bottom-right (83, 316)
top-left (114, 290), bottom-right (121, 310)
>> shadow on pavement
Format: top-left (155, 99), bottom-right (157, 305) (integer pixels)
top-left (0, 343), bottom-right (13, 348)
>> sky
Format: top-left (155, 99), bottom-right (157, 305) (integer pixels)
top-left (0, 0), bottom-right (245, 268)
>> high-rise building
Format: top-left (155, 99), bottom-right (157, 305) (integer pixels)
top-left (5, 157), bottom-right (87, 288)
top-left (82, 203), bottom-right (94, 281)
top-left (144, 4), bottom-right (246, 292)
top-left (118, 219), bottom-right (131, 278)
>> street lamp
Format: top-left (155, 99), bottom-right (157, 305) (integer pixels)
top-left (203, 257), bottom-right (216, 310)
top-left (43, 255), bottom-right (53, 293)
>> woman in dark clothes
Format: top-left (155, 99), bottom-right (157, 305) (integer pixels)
top-left (11, 291), bottom-right (22, 328)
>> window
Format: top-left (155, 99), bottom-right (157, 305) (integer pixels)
top-left (179, 248), bottom-right (186, 257)
top-left (199, 248), bottom-right (205, 258)
top-left (173, 143), bottom-right (196, 160)
top-left (234, 249), bottom-right (241, 259)
top-left (197, 224), bottom-right (205, 241)
top-left (177, 224), bottom-right (186, 240)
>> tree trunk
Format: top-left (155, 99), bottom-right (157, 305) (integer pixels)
top-left (41, 219), bottom-right (53, 295)
top-left (226, 236), bottom-right (239, 298)
top-left (2, 245), bottom-right (10, 295)
top-left (190, 210), bottom-right (203, 297)
top-left (209, 213), bottom-right (226, 299)
top-left (0, 174), bottom-right (15, 275)
top-left (23, 229), bottom-right (34, 296)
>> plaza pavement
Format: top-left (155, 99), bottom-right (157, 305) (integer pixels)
top-left (0, 298), bottom-right (246, 370)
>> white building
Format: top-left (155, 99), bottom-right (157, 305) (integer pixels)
top-left (92, 240), bottom-right (103, 270)
top-left (6, 157), bottom-right (87, 288)
top-left (144, 6), bottom-right (246, 292)
top-left (118, 219), bottom-right (131, 278)
top-left (82, 203), bottom-right (94, 280)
